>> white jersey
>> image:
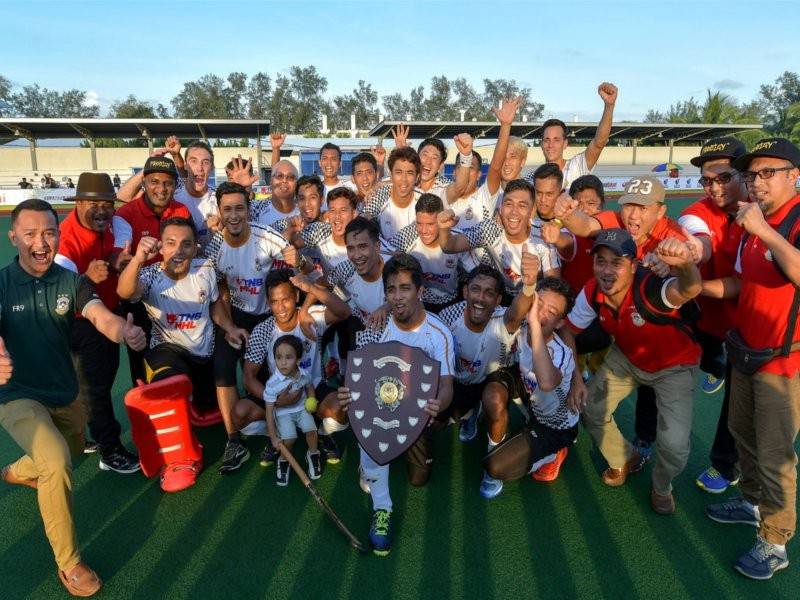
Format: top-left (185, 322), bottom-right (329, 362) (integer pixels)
top-left (524, 152), bottom-right (590, 192)
top-left (362, 184), bottom-right (421, 243)
top-left (299, 221), bottom-right (350, 274)
top-left (417, 173), bottom-right (452, 201)
top-left (440, 302), bottom-right (518, 385)
top-left (449, 182), bottom-right (496, 231)
top-left (174, 186), bottom-right (217, 249)
top-left (244, 304), bottom-right (328, 385)
top-left (263, 368), bottom-right (312, 417)
top-left (138, 259), bottom-right (219, 358)
top-left (388, 224), bottom-right (467, 304)
top-left (356, 313), bottom-right (455, 378)
top-left (204, 224), bottom-right (288, 315)
top-left (518, 327), bottom-right (576, 429)
top-left (324, 179), bottom-right (358, 203)
top-left (328, 257), bottom-right (388, 320)
top-left (462, 220), bottom-right (560, 295)
top-left (251, 200), bottom-right (299, 228)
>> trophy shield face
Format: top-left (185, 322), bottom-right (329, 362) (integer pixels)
top-left (346, 342), bottom-right (439, 466)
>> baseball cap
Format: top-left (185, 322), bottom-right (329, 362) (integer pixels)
top-left (143, 156), bottom-right (177, 178)
top-left (733, 137), bottom-right (800, 171)
top-left (690, 136), bottom-right (746, 167)
top-left (592, 228), bottom-right (637, 258)
top-left (618, 176), bottom-right (665, 206)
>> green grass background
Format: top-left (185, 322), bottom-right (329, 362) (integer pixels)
top-left (0, 200), bottom-right (797, 599)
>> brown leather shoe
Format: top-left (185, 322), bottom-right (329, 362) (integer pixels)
top-left (601, 450), bottom-right (641, 487)
top-left (59, 563), bottom-right (102, 597)
top-left (1, 464), bottom-right (38, 490)
top-left (650, 488), bottom-right (676, 515)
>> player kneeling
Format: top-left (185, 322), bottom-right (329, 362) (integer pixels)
top-left (265, 335), bottom-right (322, 485)
top-left (484, 278), bottom-right (578, 487)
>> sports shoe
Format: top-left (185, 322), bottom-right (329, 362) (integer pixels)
top-left (369, 509), bottom-right (393, 556)
top-left (219, 439), bottom-right (250, 474)
top-left (358, 466), bottom-right (371, 494)
top-left (479, 471), bottom-right (504, 499)
top-left (98, 446), bottom-right (141, 474)
top-left (259, 439), bottom-right (279, 467)
top-left (532, 447), bottom-right (568, 482)
top-left (631, 437), bottom-right (653, 472)
top-left (696, 467), bottom-right (739, 494)
top-left (160, 460), bottom-right (202, 493)
top-left (459, 406), bottom-right (481, 443)
top-left (276, 458), bottom-right (290, 486)
top-left (706, 496), bottom-right (760, 527)
top-left (702, 374), bottom-right (725, 395)
top-left (58, 562), bottom-right (102, 597)
top-left (307, 451), bottom-right (322, 480)
top-left (319, 434), bottom-right (341, 464)
top-left (734, 537), bottom-right (789, 580)
top-left (83, 439), bottom-right (99, 454)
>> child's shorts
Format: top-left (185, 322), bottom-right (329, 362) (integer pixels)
top-left (276, 409), bottom-right (316, 440)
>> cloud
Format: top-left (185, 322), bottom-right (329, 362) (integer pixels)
top-left (83, 89), bottom-right (99, 107)
top-left (713, 79), bottom-right (745, 91)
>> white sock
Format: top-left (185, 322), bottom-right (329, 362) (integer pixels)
top-left (320, 417), bottom-right (349, 435)
top-left (360, 446), bottom-right (391, 511)
top-left (487, 434), bottom-right (505, 452)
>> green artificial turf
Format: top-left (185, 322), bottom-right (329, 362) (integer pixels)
top-left (0, 208), bottom-right (796, 599)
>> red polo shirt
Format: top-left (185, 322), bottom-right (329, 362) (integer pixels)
top-left (679, 197), bottom-right (743, 340)
top-left (736, 194), bottom-right (800, 377)
top-left (112, 195), bottom-right (191, 266)
top-left (594, 210), bottom-right (686, 258)
top-left (561, 234), bottom-right (595, 296)
top-left (56, 210), bottom-right (119, 311)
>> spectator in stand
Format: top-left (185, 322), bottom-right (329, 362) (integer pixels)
top-left (112, 174), bottom-right (121, 190)
top-left (18, 177), bottom-right (32, 189)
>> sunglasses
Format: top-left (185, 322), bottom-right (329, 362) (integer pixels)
top-left (699, 172), bottom-right (736, 187)
top-left (742, 166), bottom-right (795, 183)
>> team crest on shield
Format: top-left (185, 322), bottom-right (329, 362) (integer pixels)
top-left (347, 341), bottom-right (439, 465)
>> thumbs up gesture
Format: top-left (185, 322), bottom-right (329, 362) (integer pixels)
top-left (121, 313), bottom-right (147, 351)
top-left (0, 336), bottom-right (13, 385)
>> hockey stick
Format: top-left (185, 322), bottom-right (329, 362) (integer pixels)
top-left (277, 442), bottom-right (369, 553)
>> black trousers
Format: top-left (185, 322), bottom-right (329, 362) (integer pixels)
top-left (70, 317), bottom-right (122, 451)
top-left (121, 300), bottom-right (150, 385)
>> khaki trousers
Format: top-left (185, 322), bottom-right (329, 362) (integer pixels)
top-left (728, 367), bottom-right (800, 545)
top-left (0, 398), bottom-right (86, 571)
top-left (583, 345), bottom-right (696, 495)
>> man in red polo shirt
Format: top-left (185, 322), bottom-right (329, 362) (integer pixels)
top-left (55, 173), bottom-right (141, 474)
top-left (565, 228), bottom-right (702, 515)
top-left (113, 156), bottom-right (191, 382)
top-left (677, 137), bottom-right (749, 495)
top-left (705, 138), bottom-right (800, 580)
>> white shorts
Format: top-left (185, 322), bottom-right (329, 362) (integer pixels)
top-left (276, 409), bottom-right (316, 440)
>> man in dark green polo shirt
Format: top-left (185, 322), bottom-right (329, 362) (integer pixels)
top-left (0, 199), bottom-right (146, 598)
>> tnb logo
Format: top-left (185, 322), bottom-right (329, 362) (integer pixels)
top-left (166, 312), bottom-right (201, 330)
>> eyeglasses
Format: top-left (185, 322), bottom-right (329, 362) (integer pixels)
top-left (271, 174), bottom-right (297, 181)
top-left (698, 172), bottom-right (736, 187)
top-left (741, 166), bottom-right (795, 183)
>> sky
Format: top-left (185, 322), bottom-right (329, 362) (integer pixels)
top-left (3, 0), bottom-right (799, 123)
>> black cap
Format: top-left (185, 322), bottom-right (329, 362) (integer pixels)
top-left (690, 136), bottom-right (746, 167)
top-left (592, 228), bottom-right (637, 258)
top-left (733, 137), bottom-right (800, 171)
top-left (143, 155), bottom-right (177, 178)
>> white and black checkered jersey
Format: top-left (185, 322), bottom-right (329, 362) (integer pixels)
top-left (250, 200), bottom-right (299, 228)
top-left (361, 184), bottom-right (421, 243)
top-left (462, 219), bottom-right (560, 295)
top-left (299, 221), bottom-right (349, 274)
top-left (388, 223), bottom-right (466, 304)
top-left (137, 258), bottom-right (219, 358)
top-left (204, 223), bottom-right (288, 316)
top-left (244, 304), bottom-right (328, 385)
top-left (327, 256), bottom-right (388, 320)
top-left (418, 173), bottom-right (453, 201)
top-left (440, 301), bottom-right (518, 385)
top-left (518, 326), bottom-right (576, 429)
top-left (448, 182), bottom-right (495, 231)
top-left (355, 313), bottom-right (455, 378)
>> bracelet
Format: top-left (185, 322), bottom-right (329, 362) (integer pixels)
top-left (522, 283), bottom-right (536, 297)
top-left (458, 153), bottom-right (472, 168)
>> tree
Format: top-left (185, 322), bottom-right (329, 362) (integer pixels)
top-left (246, 72), bottom-right (272, 119)
top-left (108, 94), bottom-right (169, 118)
top-left (286, 65), bottom-right (328, 133)
top-left (759, 71), bottom-right (800, 135)
top-left (171, 73), bottom-right (246, 118)
top-left (328, 80), bottom-right (379, 130)
top-left (481, 78), bottom-right (544, 121)
top-left (8, 84), bottom-right (99, 118)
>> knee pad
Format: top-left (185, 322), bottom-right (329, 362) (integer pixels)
top-left (321, 417), bottom-right (349, 435)
top-left (484, 429), bottom-right (535, 481)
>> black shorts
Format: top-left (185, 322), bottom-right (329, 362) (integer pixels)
top-left (314, 380), bottom-right (338, 401)
top-left (528, 417), bottom-right (579, 465)
top-left (214, 307), bottom-right (269, 387)
top-left (144, 343), bottom-right (216, 408)
top-left (443, 365), bottom-right (523, 422)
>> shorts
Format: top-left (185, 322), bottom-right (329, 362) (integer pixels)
top-left (447, 366), bottom-right (523, 417)
top-left (214, 307), bottom-right (269, 387)
top-left (144, 343), bottom-right (216, 408)
top-left (275, 409), bottom-right (317, 440)
top-left (528, 417), bottom-right (578, 464)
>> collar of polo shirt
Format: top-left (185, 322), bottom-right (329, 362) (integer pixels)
top-left (10, 256), bottom-right (60, 285)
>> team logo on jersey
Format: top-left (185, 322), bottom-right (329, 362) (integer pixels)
top-left (445, 257), bottom-right (457, 269)
top-left (255, 257), bottom-right (263, 271)
top-left (465, 207), bottom-right (474, 221)
top-left (55, 294), bottom-right (71, 315)
top-left (166, 312), bottom-right (201, 329)
top-left (631, 311), bottom-right (645, 327)
top-left (764, 249), bottom-right (773, 262)
top-left (199, 290), bottom-right (207, 303)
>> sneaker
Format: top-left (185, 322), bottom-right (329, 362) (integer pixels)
top-left (479, 471), bottom-right (504, 499)
top-left (219, 439), bottom-right (250, 474)
top-left (532, 447), bottom-right (569, 482)
top-left (706, 496), bottom-right (761, 527)
top-left (702, 374), bottom-right (725, 395)
top-left (369, 509), bottom-right (393, 556)
top-left (734, 537), bottom-right (789, 580)
top-left (358, 466), bottom-right (371, 494)
top-left (98, 446), bottom-right (141, 474)
top-left (83, 439), bottom-right (99, 454)
top-left (319, 435), bottom-right (341, 464)
top-left (696, 467), bottom-right (739, 494)
top-left (276, 458), bottom-right (290, 486)
top-left (631, 437), bottom-right (653, 472)
top-left (458, 406), bottom-right (480, 443)
top-left (259, 439), bottom-right (279, 467)
top-left (307, 451), bottom-right (322, 480)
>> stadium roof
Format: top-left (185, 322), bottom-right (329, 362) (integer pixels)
top-left (0, 118), bottom-right (270, 140)
top-left (368, 121), bottom-right (762, 143)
